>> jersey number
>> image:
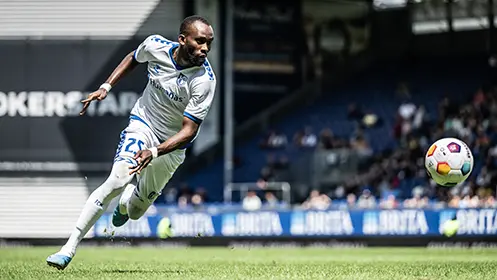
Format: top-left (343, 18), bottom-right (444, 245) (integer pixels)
top-left (125, 138), bottom-right (145, 155)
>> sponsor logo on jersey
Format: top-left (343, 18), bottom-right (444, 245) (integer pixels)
top-left (165, 90), bottom-right (184, 103)
top-left (149, 79), bottom-right (185, 103)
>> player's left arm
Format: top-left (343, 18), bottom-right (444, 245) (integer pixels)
top-left (129, 78), bottom-right (216, 175)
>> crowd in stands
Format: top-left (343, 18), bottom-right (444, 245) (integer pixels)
top-left (170, 83), bottom-right (497, 210)
top-left (250, 82), bottom-right (497, 210)
top-left (165, 52), bottom-right (497, 210)
top-left (167, 83), bottom-right (497, 211)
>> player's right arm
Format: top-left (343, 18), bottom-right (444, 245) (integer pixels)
top-left (79, 51), bottom-right (139, 115)
top-left (79, 35), bottom-right (167, 115)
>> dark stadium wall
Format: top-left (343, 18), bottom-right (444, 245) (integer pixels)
top-left (371, 2), bottom-right (496, 59)
top-left (0, 1), bottom-right (194, 176)
top-left (229, 0), bottom-right (368, 124)
top-left (0, 39), bottom-right (153, 175)
top-left (231, 0), bottom-right (303, 124)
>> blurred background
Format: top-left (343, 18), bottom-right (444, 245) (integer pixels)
top-left (0, 0), bottom-right (496, 245)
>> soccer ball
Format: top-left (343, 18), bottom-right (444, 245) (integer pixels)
top-left (424, 137), bottom-right (473, 187)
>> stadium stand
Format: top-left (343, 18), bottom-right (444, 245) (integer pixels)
top-left (1, 0), bottom-right (495, 216)
top-left (183, 55), bottom-right (497, 210)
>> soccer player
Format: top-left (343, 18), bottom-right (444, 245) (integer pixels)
top-left (46, 15), bottom-right (216, 270)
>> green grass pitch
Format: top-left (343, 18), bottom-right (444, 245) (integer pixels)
top-left (1, 247), bottom-right (497, 280)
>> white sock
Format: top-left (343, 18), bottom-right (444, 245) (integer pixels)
top-left (60, 193), bottom-right (106, 257)
top-left (118, 183), bottom-right (136, 215)
top-left (59, 162), bottom-right (133, 257)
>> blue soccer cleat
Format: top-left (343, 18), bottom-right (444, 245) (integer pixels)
top-left (46, 253), bottom-right (72, 270)
top-left (112, 204), bottom-right (129, 227)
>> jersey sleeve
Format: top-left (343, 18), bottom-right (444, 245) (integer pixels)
top-left (133, 35), bottom-right (171, 63)
top-left (184, 79), bottom-right (216, 124)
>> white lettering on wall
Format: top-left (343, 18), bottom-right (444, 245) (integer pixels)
top-left (0, 91), bottom-right (140, 117)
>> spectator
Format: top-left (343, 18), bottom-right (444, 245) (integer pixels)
top-left (412, 105), bottom-right (426, 131)
top-left (380, 194), bottom-right (398, 209)
top-left (404, 194), bottom-right (428, 209)
top-left (346, 193), bottom-right (357, 208)
top-left (448, 195), bottom-right (461, 208)
top-left (350, 133), bottom-right (373, 158)
top-left (178, 196), bottom-right (189, 209)
top-left (264, 192), bottom-right (279, 208)
top-left (191, 194), bottom-right (204, 209)
top-left (164, 188), bottom-right (177, 204)
top-left (398, 100), bottom-right (416, 121)
top-left (459, 195), bottom-right (477, 208)
top-left (296, 126), bottom-right (318, 148)
top-left (357, 189), bottom-right (377, 209)
top-left (302, 190), bottom-right (331, 210)
top-left (243, 191), bottom-right (262, 211)
top-left (260, 131), bottom-right (288, 149)
top-left (195, 187), bottom-right (209, 203)
top-left (484, 196), bottom-right (497, 208)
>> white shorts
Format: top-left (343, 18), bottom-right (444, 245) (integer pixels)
top-left (114, 116), bottom-right (185, 203)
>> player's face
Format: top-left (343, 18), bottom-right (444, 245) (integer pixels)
top-left (180, 21), bottom-right (214, 66)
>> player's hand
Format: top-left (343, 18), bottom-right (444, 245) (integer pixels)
top-left (129, 149), bottom-right (153, 175)
top-left (79, 88), bottom-right (108, 116)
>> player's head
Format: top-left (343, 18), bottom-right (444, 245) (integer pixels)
top-left (178, 15), bottom-right (214, 67)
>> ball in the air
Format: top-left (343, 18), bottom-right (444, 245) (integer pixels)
top-left (425, 137), bottom-right (473, 187)
top-left (156, 217), bottom-right (173, 239)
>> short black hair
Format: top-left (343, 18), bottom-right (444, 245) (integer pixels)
top-left (180, 15), bottom-right (211, 36)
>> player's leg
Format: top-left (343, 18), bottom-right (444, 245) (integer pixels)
top-left (111, 182), bottom-right (136, 227)
top-left (46, 160), bottom-right (135, 270)
top-left (123, 149), bottom-right (185, 220)
top-left (46, 122), bottom-right (149, 270)
top-left (111, 122), bottom-right (161, 226)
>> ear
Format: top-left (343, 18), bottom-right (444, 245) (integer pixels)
top-left (178, 34), bottom-right (187, 46)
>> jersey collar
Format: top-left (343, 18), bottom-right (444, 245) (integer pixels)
top-left (169, 44), bottom-right (184, 71)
